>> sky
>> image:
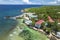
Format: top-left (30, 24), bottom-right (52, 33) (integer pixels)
top-left (0, 0), bottom-right (60, 5)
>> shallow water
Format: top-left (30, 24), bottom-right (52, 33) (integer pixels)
top-left (0, 5), bottom-right (41, 40)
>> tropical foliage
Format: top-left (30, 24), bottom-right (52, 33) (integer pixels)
top-left (25, 6), bottom-right (60, 20)
top-left (24, 6), bottom-right (60, 33)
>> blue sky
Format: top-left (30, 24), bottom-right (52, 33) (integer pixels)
top-left (0, 0), bottom-right (60, 5)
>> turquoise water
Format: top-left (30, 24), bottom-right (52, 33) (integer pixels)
top-left (0, 5), bottom-right (41, 35)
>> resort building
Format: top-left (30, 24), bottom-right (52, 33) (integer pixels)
top-left (48, 16), bottom-right (54, 22)
top-left (56, 32), bottom-right (60, 38)
top-left (24, 17), bottom-right (29, 20)
top-left (27, 13), bottom-right (37, 19)
top-left (34, 16), bottom-right (55, 29)
top-left (35, 20), bottom-right (44, 28)
top-left (24, 20), bottom-right (32, 25)
top-left (23, 13), bottom-right (38, 19)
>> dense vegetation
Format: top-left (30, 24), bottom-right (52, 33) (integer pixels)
top-left (24, 6), bottom-right (60, 33)
top-left (19, 26), bottom-right (48, 40)
top-left (17, 19), bottom-right (49, 40)
top-left (25, 6), bottom-right (60, 20)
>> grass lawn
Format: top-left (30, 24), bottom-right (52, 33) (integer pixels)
top-left (17, 19), bottom-right (49, 40)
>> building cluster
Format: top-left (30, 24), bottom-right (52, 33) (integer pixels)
top-left (21, 12), bottom-right (60, 39)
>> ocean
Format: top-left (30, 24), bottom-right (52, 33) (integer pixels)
top-left (0, 5), bottom-right (41, 35)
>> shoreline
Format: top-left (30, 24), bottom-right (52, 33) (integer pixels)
top-left (4, 8), bottom-right (50, 40)
top-left (4, 9), bottom-right (25, 20)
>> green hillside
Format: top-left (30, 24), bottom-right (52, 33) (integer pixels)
top-left (24, 6), bottom-right (60, 19)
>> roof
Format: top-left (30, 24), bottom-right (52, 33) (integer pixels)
top-left (24, 17), bottom-right (29, 20)
top-left (57, 32), bottom-right (60, 34)
top-left (48, 16), bottom-right (54, 22)
top-left (56, 32), bottom-right (60, 37)
top-left (25, 20), bottom-right (32, 25)
top-left (58, 23), bottom-right (60, 24)
top-left (27, 13), bottom-right (37, 17)
top-left (36, 20), bottom-right (44, 24)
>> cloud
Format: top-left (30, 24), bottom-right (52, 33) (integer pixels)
top-left (22, 0), bottom-right (32, 4)
top-left (0, 0), bottom-right (23, 4)
top-left (58, 0), bottom-right (60, 1)
top-left (57, 0), bottom-right (60, 5)
top-left (0, 0), bottom-right (60, 5)
top-left (22, 0), bottom-right (42, 5)
top-left (48, 1), bottom-right (57, 5)
top-left (39, 0), bottom-right (57, 5)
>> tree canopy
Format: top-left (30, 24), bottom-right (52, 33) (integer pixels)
top-left (25, 6), bottom-right (60, 20)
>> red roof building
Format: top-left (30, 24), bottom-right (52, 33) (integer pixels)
top-left (48, 16), bottom-right (54, 22)
top-left (36, 20), bottom-right (44, 24)
top-left (35, 16), bottom-right (54, 28)
top-left (35, 20), bottom-right (44, 28)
